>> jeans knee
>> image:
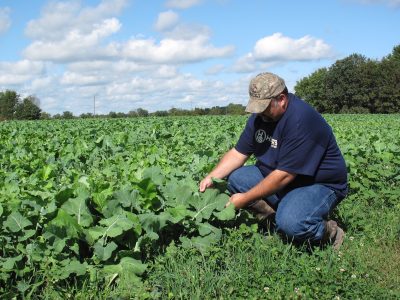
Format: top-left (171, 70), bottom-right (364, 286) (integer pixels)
top-left (276, 214), bottom-right (309, 241)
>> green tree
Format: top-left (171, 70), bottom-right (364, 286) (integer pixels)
top-left (108, 111), bottom-right (118, 118)
top-left (325, 54), bottom-right (371, 113)
top-left (294, 68), bottom-right (329, 112)
top-left (377, 45), bottom-right (400, 113)
top-left (15, 96), bottom-right (41, 120)
top-left (61, 111), bottom-right (74, 119)
top-left (40, 112), bottom-right (52, 120)
top-left (226, 103), bottom-right (246, 115)
top-left (80, 113), bottom-right (94, 119)
top-left (136, 108), bottom-right (149, 117)
top-left (0, 90), bottom-right (19, 120)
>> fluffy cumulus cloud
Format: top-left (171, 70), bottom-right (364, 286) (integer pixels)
top-left (25, 0), bottom-right (128, 41)
top-left (60, 71), bottom-right (109, 86)
top-left (166, 0), bottom-right (203, 9)
top-left (5, 1), bottom-right (338, 116)
top-left (154, 10), bottom-right (179, 31)
top-left (23, 18), bottom-right (121, 62)
top-left (0, 60), bottom-right (45, 85)
top-left (22, 0), bottom-right (233, 65)
top-left (121, 35), bottom-right (234, 64)
top-left (0, 7), bottom-right (11, 34)
top-left (232, 53), bottom-right (257, 73)
top-left (253, 33), bottom-right (334, 62)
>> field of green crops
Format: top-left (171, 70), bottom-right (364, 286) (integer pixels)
top-left (1, 115), bottom-right (399, 299)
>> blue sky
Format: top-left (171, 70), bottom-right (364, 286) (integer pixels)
top-left (0, 0), bottom-right (399, 115)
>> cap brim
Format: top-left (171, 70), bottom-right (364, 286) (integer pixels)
top-left (245, 97), bottom-right (272, 113)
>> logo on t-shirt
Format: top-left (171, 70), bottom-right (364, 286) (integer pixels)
top-left (255, 129), bottom-right (278, 147)
top-left (255, 129), bottom-right (267, 143)
top-left (271, 139), bottom-right (278, 148)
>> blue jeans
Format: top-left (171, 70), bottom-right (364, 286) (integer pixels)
top-left (227, 165), bottom-right (340, 242)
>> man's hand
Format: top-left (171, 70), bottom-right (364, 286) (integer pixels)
top-left (226, 193), bottom-right (249, 209)
top-left (199, 176), bottom-right (213, 192)
top-left (198, 148), bottom-right (249, 193)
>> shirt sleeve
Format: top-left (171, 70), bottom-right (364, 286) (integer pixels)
top-left (235, 114), bottom-right (256, 155)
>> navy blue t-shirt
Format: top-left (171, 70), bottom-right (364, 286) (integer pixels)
top-left (235, 93), bottom-right (348, 199)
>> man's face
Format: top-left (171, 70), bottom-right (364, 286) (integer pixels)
top-left (259, 94), bottom-right (285, 122)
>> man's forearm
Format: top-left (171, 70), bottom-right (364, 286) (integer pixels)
top-left (229, 169), bottom-right (296, 208)
top-left (207, 148), bottom-right (248, 179)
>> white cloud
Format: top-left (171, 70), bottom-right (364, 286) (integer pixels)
top-left (0, 7), bottom-right (11, 34)
top-left (60, 71), bottom-right (108, 86)
top-left (25, 0), bottom-right (128, 41)
top-left (67, 60), bottom-right (153, 74)
top-left (30, 77), bottom-right (54, 90)
top-left (0, 60), bottom-right (45, 85)
top-left (154, 10), bottom-right (179, 31)
top-left (232, 53), bottom-right (257, 73)
top-left (122, 35), bottom-right (234, 63)
top-left (163, 23), bottom-right (211, 40)
top-left (23, 18), bottom-right (121, 62)
top-left (154, 65), bottom-right (179, 78)
top-left (166, 0), bottom-right (203, 9)
top-left (230, 33), bottom-right (334, 74)
top-left (253, 33), bottom-right (334, 62)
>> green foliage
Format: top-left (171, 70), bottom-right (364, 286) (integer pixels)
top-left (15, 96), bottom-right (41, 120)
top-left (0, 90), bottom-right (19, 120)
top-left (295, 44), bottom-right (400, 113)
top-left (0, 92), bottom-right (41, 120)
top-left (0, 115), bottom-right (399, 299)
top-left (61, 111), bottom-right (74, 119)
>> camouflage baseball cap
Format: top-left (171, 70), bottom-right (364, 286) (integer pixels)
top-left (245, 72), bottom-right (286, 113)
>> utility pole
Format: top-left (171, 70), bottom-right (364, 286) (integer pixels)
top-left (93, 95), bottom-right (96, 116)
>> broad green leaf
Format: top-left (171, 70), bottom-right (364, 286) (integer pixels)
top-left (102, 199), bottom-right (124, 218)
top-left (196, 222), bottom-right (219, 236)
top-left (94, 241), bottom-right (118, 261)
top-left (114, 186), bottom-right (140, 211)
top-left (103, 257), bottom-right (147, 278)
top-left (188, 189), bottom-right (229, 222)
top-left (18, 229), bottom-right (36, 242)
top-left (45, 209), bottom-right (84, 239)
top-left (92, 187), bottom-right (114, 212)
top-left (61, 188), bottom-right (93, 227)
top-left (125, 211), bottom-right (142, 236)
top-left (4, 211), bottom-right (33, 232)
top-left (165, 205), bottom-right (192, 223)
top-left (138, 212), bottom-right (168, 233)
top-left (55, 188), bottom-right (74, 206)
top-left (180, 230), bottom-right (222, 253)
top-left (2, 254), bottom-right (23, 270)
top-left (41, 164), bottom-right (55, 180)
top-left (88, 214), bottom-right (134, 242)
top-left (134, 232), bottom-right (159, 252)
top-left (143, 166), bottom-right (164, 185)
top-left (99, 214), bottom-right (134, 238)
top-left (161, 180), bottom-right (194, 207)
top-left (63, 260), bottom-right (88, 277)
top-left (213, 204), bottom-right (236, 221)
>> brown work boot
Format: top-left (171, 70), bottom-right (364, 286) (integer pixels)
top-left (322, 220), bottom-right (345, 251)
top-left (246, 200), bottom-right (276, 222)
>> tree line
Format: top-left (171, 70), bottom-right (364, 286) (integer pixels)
top-left (1, 44), bottom-right (399, 121)
top-left (294, 45), bottom-right (400, 113)
top-left (0, 90), bottom-right (41, 121)
top-left (43, 103), bottom-right (247, 120)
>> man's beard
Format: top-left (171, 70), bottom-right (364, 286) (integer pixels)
top-left (258, 114), bottom-right (275, 123)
